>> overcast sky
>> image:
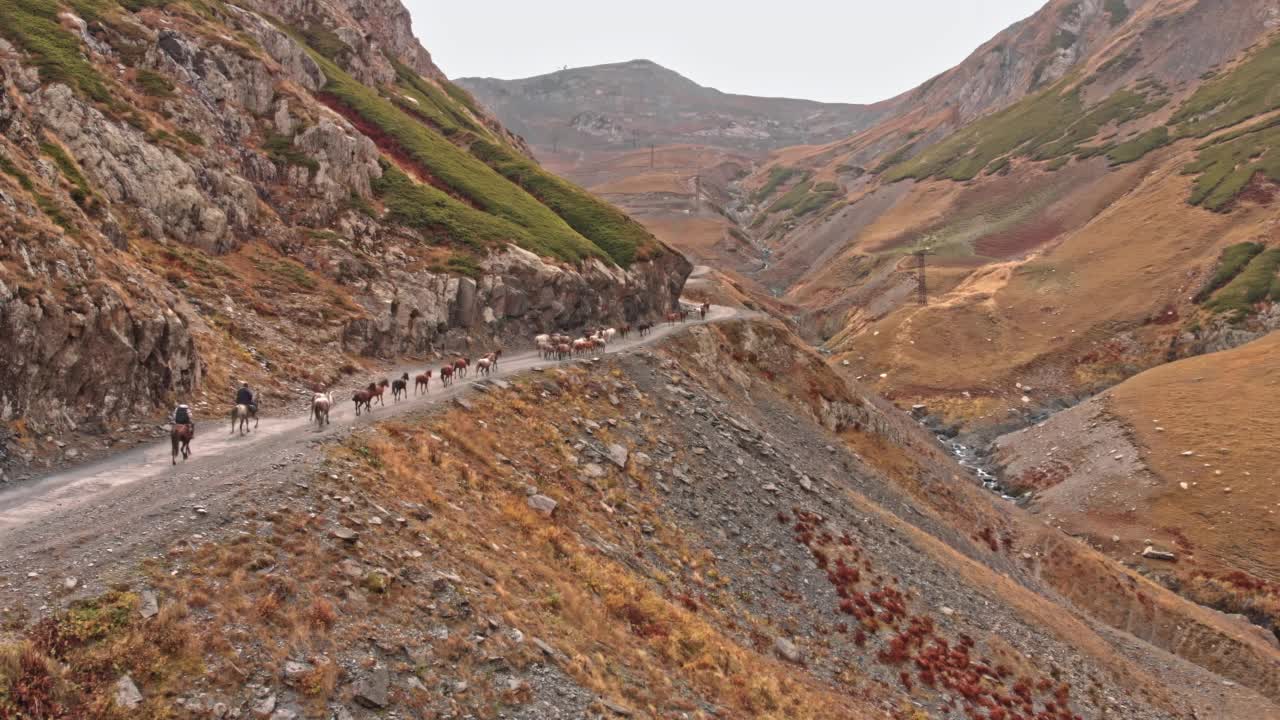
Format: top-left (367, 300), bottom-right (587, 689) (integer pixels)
top-left (407, 0), bottom-right (1047, 104)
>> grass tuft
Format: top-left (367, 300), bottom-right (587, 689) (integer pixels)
top-left (1181, 124), bottom-right (1280, 211)
top-left (1196, 242), bottom-right (1262, 301)
top-left (40, 140), bottom-right (92, 205)
top-left (1171, 38), bottom-right (1280, 138)
top-left (1203, 247), bottom-right (1280, 318)
top-left (0, 0), bottom-right (113, 103)
top-left (1107, 126), bottom-right (1169, 164)
top-left (752, 166), bottom-right (802, 203)
top-left (135, 68), bottom-right (174, 97)
top-left (262, 132), bottom-right (319, 175)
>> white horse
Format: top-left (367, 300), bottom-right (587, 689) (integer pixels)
top-left (602, 328), bottom-right (617, 344)
top-left (311, 392), bottom-right (333, 428)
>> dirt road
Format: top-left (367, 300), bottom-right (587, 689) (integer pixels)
top-left (0, 306), bottom-right (738, 608)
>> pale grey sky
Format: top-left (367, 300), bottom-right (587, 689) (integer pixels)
top-left (407, 0), bottom-right (1047, 104)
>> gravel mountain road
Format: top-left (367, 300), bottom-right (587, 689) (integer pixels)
top-left (0, 305), bottom-right (739, 610)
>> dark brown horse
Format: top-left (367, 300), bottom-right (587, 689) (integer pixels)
top-left (453, 357), bottom-right (470, 378)
top-left (440, 365), bottom-right (455, 387)
top-left (352, 384), bottom-right (376, 416)
top-left (700, 301), bottom-right (709, 320)
top-left (171, 424), bottom-right (192, 465)
top-left (391, 372), bottom-right (409, 402)
top-left (638, 322), bottom-right (652, 337)
top-left (415, 370), bottom-right (432, 395)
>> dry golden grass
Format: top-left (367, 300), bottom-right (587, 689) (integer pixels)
top-left (813, 145), bottom-right (1276, 414)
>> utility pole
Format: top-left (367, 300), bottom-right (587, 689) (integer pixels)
top-left (913, 247), bottom-right (936, 305)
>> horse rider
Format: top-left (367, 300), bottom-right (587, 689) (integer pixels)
top-left (236, 381), bottom-right (257, 415)
top-left (171, 402), bottom-right (194, 436)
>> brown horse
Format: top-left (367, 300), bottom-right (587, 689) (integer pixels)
top-left (368, 379), bottom-right (390, 406)
top-left (391, 372), bottom-right (409, 402)
top-left (352, 384), bottom-right (375, 416)
top-left (171, 424), bottom-right (192, 465)
top-left (619, 324), bottom-right (632, 339)
top-left (415, 370), bottom-right (432, 395)
top-left (638, 322), bottom-right (652, 337)
top-left (700, 301), bottom-right (709, 320)
top-left (453, 357), bottom-right (470, 378)
top-left (440, 365), bottom-right (454, 387)
top-left (666, 312), bottom-right (680, 325)
top-left (487, 349), bottom-right (502, 369)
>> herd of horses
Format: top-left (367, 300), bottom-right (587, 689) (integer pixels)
top-left (170, 302), bottom-right (713, 464)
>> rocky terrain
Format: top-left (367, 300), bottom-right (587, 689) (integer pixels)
top-left (3, 0), bottom-right (1280, 717)
top-left (457, 60), bottom-right (894, 154)
top-left (2, 316), bottom-right (1277, 719)
top-left (0, 0), bottom-right (688, 479)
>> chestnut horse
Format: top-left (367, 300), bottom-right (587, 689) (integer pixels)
top-left (415, 370), bottom-right (432, 395)
top-left (368, 379), bottom-right (390, 406)
top-left (391, 372), bottom-right (409, 402)
top-left (352, 384), bottom-right (376, 416)
top-left (453, 357), bottom-right (470, 378)
top-left (171, 424), bottom-right (192, 465)
top-left (440, 365), bottom-right (455, 387)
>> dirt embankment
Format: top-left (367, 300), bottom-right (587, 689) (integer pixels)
top-left (995, 330), bottom-right (1280, 653)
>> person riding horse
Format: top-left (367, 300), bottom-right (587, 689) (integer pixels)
top-left (236, 381), bottom-right (257, 416)
top-left (171, 403), bottom-right (194, 436)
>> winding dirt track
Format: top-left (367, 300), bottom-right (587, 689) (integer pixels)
top-left (0, 306), bottom-right (738, 602)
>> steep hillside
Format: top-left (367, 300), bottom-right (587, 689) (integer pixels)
top-left (2, 318), bottom-right (1276, 718)
top-left (994, 330), bottom-right (1280, 645)
top-left (0, 0), bottom-right (688, 477)
top-left (714, 0), bottom-right (1280, 657)
top-left (735, 0), bottom-right (1279, 421)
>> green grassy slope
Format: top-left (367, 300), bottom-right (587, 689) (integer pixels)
top-left (302, 44), bottom-right (659, 266)
top-left (878, 35), bottom-right (1280, 212)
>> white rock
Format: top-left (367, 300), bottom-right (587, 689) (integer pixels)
top-left (114, 675), bottom-right (143, 709)
top-left (527, 494), bottom-right (557, 516)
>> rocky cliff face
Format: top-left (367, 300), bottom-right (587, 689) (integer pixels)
top-left (0, 0), bottom-right (687, 474)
